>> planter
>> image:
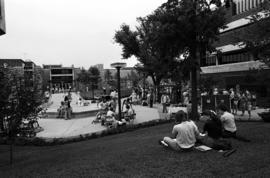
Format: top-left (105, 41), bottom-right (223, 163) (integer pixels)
top-left (258, 112), bottom-right (270, 122)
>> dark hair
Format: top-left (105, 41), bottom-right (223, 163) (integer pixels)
top-left (175, 110), bottom-right (187, 123)
top-left (217, 104), bottom-right (229, 112)
top-left (202, 110), bottom-right (219, 123)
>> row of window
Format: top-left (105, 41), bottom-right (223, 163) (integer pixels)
top-left (220, 52), bottom-right (251, 64)
top-left (205, 52), bottom-right (252, 65)
top-left (51, 69), bottom-right (73, 75)
top-left (234, 0), bottom-right (263, 15)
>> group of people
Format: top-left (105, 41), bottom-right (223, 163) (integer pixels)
top-left (200, 87), bottom-right (256, 119)
top-left (94, 97), bottom-right (135, 127)
top-left (50, 86), bottom-right (73, 94)
top-left (229, 89), bottom-right (256, 119)
top-left (159, 104), bottom-right (249, 152)
top-left (57, 94), bottom-right (72, 119)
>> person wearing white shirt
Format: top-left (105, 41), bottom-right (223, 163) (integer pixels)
top-left (159, 110), bottom-right (201, 151)
top-left (217, 104), bottom-right (250, 142)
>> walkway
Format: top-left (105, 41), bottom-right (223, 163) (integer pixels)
top-left (37, 93), bottom-right (160, 138)
top-left (37, 93), bottom-right (264, 138)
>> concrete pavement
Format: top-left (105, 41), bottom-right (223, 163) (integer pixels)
top-left (37, 101), bottom-right (160, 138)
top-left (37, 93), bottom-right (265, 139)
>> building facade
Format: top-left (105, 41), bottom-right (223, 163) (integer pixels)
top-left (0, 0), bottom-right (6, 36)
top-left (200, 0), bottom-right (270, 105)
top-left (42, 64), bottom-right (80, 91)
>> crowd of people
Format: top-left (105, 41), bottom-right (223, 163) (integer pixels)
top-left (159, 104), bottom-right (250, 152)
top-left (93, 96), bottom-right (136, 127)
top-left (183, 86), bottom-right (257, 120)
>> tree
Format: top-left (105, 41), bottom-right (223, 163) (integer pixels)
top-left (0, 66), bottom-right (43, 164)
top-left (127, 70), bottom-right (140, 87)
top-left (104, 69), bottom-right (112, 83)
top-left (114, 19), bottom-right (180, 101)
top-left (146, 0), bottom-right (226, 119)
top-left (235, 0), bottom-right (270, 66)
top-left (88, 66), bottom-right (101, 97)
top-left (0, 67), bottom-right (11, 132)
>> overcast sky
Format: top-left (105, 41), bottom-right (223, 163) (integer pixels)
top-left (0, 0), bottom-right (166, 69)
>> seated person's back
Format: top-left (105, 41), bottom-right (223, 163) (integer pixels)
top-left (173, 119), bottom-right (199, 149)
top-left (159, 110), bottom-right (200, 151)
top-left (106, 107), bottom-right (115, 118)
top-left (203, 110), bottom-right (222, 139)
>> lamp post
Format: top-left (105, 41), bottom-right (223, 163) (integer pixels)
top-left (111, 62), bottom-right (126, 120)
top-left (143, 72), bottom-right (146, 99)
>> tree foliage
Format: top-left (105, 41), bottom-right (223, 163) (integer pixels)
top-left (77, 66), bottom-right (101, 90)
top-left (88, 66), bottom-right (101, 90)
top-left (0, 67), bottom-right (43, 136)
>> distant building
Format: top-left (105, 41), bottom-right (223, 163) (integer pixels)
top-left (0, 0), bottom-right (6, 36)
top-left (0, 59), bottom-right (41, 88)
top-left (42, 64), bottom-right (80, 91)
top-left (200, 0), bottom-right (270, 105)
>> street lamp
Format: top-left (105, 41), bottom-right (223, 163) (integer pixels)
top-left (111, 62), bottom-right (126, 120)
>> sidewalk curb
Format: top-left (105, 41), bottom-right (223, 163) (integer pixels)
top-left (4, 118), bottom-right (174, 146)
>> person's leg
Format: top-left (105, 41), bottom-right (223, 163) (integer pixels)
top-left (162, 104), bottom-right (165, 113)
top-left (222, 130), bottom-right (236, 138)
top-left (248, 110), bottom-right (251, 119)
top-left (198, 136), bottom-right (215, 148)
top-left (163, 137), bottom-right (181, 151)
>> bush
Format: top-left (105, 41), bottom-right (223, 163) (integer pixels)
top-left (258, 111), bottom-right (270, 122)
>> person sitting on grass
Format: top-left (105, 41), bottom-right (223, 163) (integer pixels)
top-left (217, 104), bottom-right (250, 142)
top-left (159, 110), bottom-right (201, 151)
top-left (200, 110), bottom-right (232, 150)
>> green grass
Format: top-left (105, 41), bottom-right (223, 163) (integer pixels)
top-left (0, 122), bottom-right (270, 177)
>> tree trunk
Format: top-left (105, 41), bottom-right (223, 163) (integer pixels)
top-left (191, 45), bottom-right (200, 120)
top-left (91, 84), bottom-right (95, 98)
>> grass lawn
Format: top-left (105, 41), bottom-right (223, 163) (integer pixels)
top-left (0, 122), bottom-right (270, 177)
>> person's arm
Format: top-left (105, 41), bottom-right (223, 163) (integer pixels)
top-left (192, 121), bottom-right (202, 138)
top-left (171, 126), bottom-right (178, 138)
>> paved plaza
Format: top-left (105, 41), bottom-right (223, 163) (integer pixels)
top-left (37, 93), bottom-right (160, 138)
top-left (36, 93), bottom-right (265, 139)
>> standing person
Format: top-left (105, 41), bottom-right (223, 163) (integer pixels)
top-left (183, 90), bottom-right (189, 107)
top-left (161, 93), bottom-right (169, 113)
top-left (247, 100), bottom-right (252, 120)
top-left (217, 104), bottom-right (250, 142)
top-left (149, 90), bottom-right (154, 108)
top-left (251, 93), bottom-right (257, 109)
top-left (239, 93), bottom-right (247, 116)
top-left (159, 110), bottom-right (201, 151)
top-left (232, 92), bottom-right (240, 115)
top-left (229, 88), bottom-right (235, 113)
top-left (65, 101), bottom-right (72, 120)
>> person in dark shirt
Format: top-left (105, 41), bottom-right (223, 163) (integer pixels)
top-left (200, 110), bottom-right (231, 150)
top-left (203, 110), bottom-right (222, 139)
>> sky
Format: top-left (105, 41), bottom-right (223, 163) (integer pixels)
top-left (0, 0), bottom-right (167, 69)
